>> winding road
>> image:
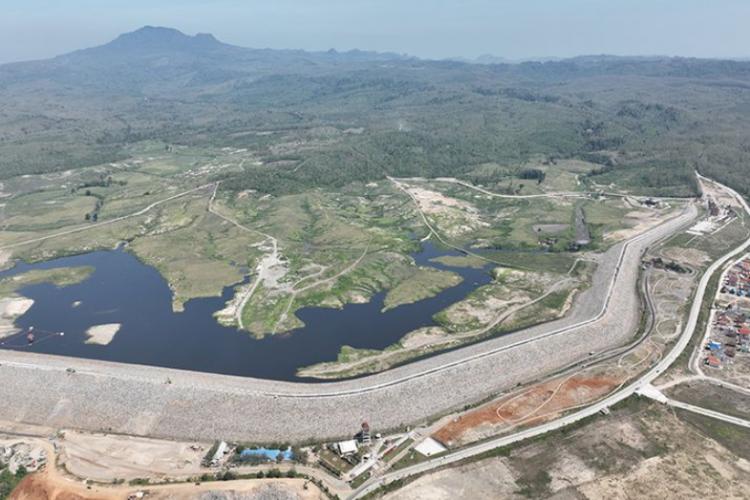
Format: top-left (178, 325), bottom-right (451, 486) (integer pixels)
top-left (348, 174), bottom-right (750, 499)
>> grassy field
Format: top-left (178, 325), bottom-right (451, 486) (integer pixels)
top-left (383, 267), bottom-right (462, 311)
top-left (674, 409), bottom-right (750, 460)
top-left (129, 200), bottom-right (264, 311)
top-left (666, 382), bottom-right (750, 421)
top-left (0, 135), bottom-right (680, 347)
top-left (3, 190), bottom-right (98, 231)
top-left (0, 266), bottom-right (94, 297)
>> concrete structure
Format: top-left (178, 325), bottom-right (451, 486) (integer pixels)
top-left (635, 384), bottom-right (668, 405)
top-left (0, 202), bottom-right (697, 442)
top-left (212, 441), bottom-right (228, 462)
top-left (414, 438), bottom-right (446, 457)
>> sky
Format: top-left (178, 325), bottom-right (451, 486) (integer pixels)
top-left (1, 0), bottom-right (749, 64)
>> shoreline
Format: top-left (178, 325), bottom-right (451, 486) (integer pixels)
top-left (0, 296), bottom-right (34, 339)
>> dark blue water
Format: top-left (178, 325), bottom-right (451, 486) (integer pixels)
top-left (0, 244), bottom-right (492, 381)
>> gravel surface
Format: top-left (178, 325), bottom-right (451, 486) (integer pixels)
top-left (199, 487), bottom-right (301, 500)
top-left (0, 205), bottom-right (697, 442)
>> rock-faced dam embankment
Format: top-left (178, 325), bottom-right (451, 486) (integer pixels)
top-left (0, 204), bottom-right (697, 442)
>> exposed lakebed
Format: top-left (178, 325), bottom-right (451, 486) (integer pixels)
top-left (0, 243), bottom-right (493, 381)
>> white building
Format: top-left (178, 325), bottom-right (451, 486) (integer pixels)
top-left (211, 441), bottom-right (228, 465)
top-left (415, 438), bottom-right (447, 457)
top-left (337, 440), bottom-right (358, 456)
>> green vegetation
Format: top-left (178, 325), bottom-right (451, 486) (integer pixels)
top-left (674, 409), bottom-right (750, 460)
top-left (0, 266), bottom-right (95, 297)
top-left (390, 448), bottom-right (437, 471)
top-left (382, 439), bottom-right (414, 463)
top-left (128, 199), bottom-right (263, 311)
top-left (0, 464), bottom-right (27, 500)
top-left (6, 30), bottom-right (749, 201)
top-left (3, 28), bottom-right (743, 370)
top-left (429, 255), bottom-right (486, 269)
top-left (477, 251), bottom-right (577, 275)
top-left (383, 267), bottom-right (462, 311)
top-left (666, 383), bottom-right (750, 421)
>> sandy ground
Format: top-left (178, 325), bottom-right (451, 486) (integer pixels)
top-left (5, 436), bottom-right (322, 500)
top-left (0, 250), bottom-right (13, 270)
top-left (0, 296), bottom-right (34, 338)
top-left (60, 430), bottom-right (207, 481)
top-left (9, 470), bottom-right (319, 500)
top-left (84, 324), bottom-right (121, 346)
top-left (703, 178), bottom-right (742, 209)
top-left (605, 203), bottom-right (672, 242)
top-left (404, 185), bottom-right (488, 237)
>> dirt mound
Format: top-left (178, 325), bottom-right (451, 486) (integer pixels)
top-left (8, 474), bottom-right (108, 500)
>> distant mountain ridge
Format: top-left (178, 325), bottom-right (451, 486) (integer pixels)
top-left (1, 25), bottom-right (750, 187)
top-left (59, 26), bottom-right (409, 66)
top-left (99, 26), bottom-right (226, 52)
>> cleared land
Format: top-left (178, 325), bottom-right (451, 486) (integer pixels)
top-left (383, 401), bottom-right (750, 500)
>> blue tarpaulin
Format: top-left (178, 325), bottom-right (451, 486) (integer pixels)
top-left (240, 448), bottom-right (293, 460)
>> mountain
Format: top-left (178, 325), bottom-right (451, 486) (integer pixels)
top-left (1, 25), bottom-right (750, 194)
top-left (0, 26), bottom-right (410, 93)
top-left (88, 26), bottom-right (226, 54)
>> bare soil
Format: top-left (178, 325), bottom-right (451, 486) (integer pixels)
top-left (387, 403), bottom-right (750, 500)
top-left (433, 373), bottom-right (625, 448)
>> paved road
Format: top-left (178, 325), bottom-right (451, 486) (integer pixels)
top-left (667, 399), bottom-right (750, 429)
top-left (429, 177), bottom-right (695, 201)
top-left (348, 176), bottom-right (750, 499)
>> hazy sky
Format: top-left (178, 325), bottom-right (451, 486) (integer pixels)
top-left (2, 0), bottom-right (749, 64)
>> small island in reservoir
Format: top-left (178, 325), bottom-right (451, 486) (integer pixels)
top-left (85, 324), bottom-right (122, 346)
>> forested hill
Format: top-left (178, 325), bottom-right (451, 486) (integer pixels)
top-left (1, 26), bottom-right (749, 198)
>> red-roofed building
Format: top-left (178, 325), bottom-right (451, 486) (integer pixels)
top-left (706, 355), bottom-right (721, 368)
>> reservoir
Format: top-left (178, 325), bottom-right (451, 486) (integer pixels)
top-left (0, 243), bottom-right (492, 381)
